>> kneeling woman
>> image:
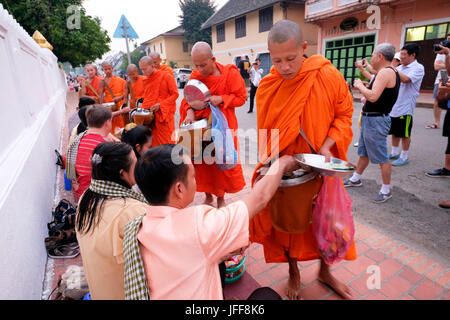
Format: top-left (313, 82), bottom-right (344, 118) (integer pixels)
top-left (75, 142), bottom-right (148, 300)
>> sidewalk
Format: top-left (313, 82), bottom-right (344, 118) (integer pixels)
top-left (42, 92), bottom-right (449, 300)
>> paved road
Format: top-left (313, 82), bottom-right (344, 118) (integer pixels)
top-left (175, 89), bottom-right (449, 266)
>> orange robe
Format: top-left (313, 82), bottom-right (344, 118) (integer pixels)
top-left (128, 75), bottom-right (146, 107)
top-left (159, 64), bottom-right (175, 79)
top-left (179, 62), bottom-right (247, 198)
top-left (249, 55), bottom-right (357, 263)
top-left (102, 75), bottom-right (126, 134)
top-left (86, 75), bottom-right (103, 100)
top-left (141, 70), bottom-right (179, 146)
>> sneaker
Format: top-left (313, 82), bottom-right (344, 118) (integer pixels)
top-left (343, 178), bottom-right (362, 187)
top-left (389, 153), bottom-right (400, 160)
top-left (392, 158), bottom-right (409, 166)
top-left (353, 142), bottom-right (359, 147)
top-left (372, 192), bottom-right (392, 203)
top-left (425, 168), bottom-right (450, 178)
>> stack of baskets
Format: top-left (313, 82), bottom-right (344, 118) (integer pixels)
top-left (224, 253), bottom-right (247, 284)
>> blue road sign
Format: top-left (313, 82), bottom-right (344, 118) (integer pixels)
top-left (113, 15), bottom-right (138, 39)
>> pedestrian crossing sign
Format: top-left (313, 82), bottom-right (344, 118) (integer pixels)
top-left (113, 15), bottom-right (138, 39)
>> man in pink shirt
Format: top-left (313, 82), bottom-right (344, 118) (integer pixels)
top-left (132, 144), bottom-right (298, 300)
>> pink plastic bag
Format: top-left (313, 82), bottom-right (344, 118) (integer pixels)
top-left (312, 176), bottom-right (354, 265)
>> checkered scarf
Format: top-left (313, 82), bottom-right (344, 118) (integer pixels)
top-left (65, 130), bottom-right (88, 181)
top-left (123, 214), bottom-right (150, 300)
top-left (88, 179), bottom-right (148, 204)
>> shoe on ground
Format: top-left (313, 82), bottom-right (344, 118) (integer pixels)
top-left (343, 178), bottom-right (362, 187)
top-left (392, 157), bottom-right (409, 166)
top-left (372, 192), bottom-right (392, 203)
top-left (247, 110), bottom-right (253, 113)
top-left (438, 200), bottom-right (450, 209)
top-left (425, 168), bottom-right (450, 178)
top-left (389, 153), bottom-right (400, 160)
top-left (353, 142), bottom-right (359, 147)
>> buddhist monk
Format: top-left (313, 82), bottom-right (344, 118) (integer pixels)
top-left (78, 64), bottom-right (103, 103)
top-left (149, 52), bottom-right (175, 81)
top-left (179, 41), bottom-right (246, 208)
top-left (123, 64), bottom-right (146, 111)
top-left (250, 20), bottom-right (356, 300)
top-left (138, 56), bottom-right (179, 146)
top-left (99, 61), bottom-right (127, 135)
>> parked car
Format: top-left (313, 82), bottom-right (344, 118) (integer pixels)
top-left (174, 68), bottom-right (192, 88)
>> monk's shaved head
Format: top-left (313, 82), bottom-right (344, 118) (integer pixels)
top-left (127, 64), bottom-right (139, 73)
top-left (101, 61), bottom-right (112, 68)
top-left (191, 41), bottom-right (213, 59)
top-left (191, 41), bottom-right (217, 77)
top-left (149, 52), bottom-right (160, 59)
top-left (139, 56), bottom-right (153, 65)
top-left (268, 20), bottom-right (303, 47)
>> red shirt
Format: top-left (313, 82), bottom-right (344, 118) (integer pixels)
top-left (74, 133), bottom-right (105, 200)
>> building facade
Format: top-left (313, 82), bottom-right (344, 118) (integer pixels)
top-left (202, 0), bottom-right (319, 77)
top-left (141, 26), bottom-right (193, 69)
top-left (305, 0), bottom-right (450, 90)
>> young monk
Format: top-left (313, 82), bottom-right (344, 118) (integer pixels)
top-left (149, 52), bottom-right (175, 81)
top-left (123, 64), bottom-right (146, 108)
top-left (122, 64), bottom-right (146, 125)
top-left (250, 20), bottom-right (356, 300)
top-left (99, 61), bottom-right (127, 135)
top-left (179, 42), bottom-right (246, 208)
top-left (78, 64), bottom-right (103, 103)
top-left (138, 56), bottom-right (179, 147)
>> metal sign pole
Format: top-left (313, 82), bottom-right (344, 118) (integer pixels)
top-left (122, 17), bottom-right (131, 65)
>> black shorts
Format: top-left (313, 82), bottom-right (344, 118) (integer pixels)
top-left (389, 115), bottom-right (413, 138)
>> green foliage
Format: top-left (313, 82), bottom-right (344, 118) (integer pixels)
top-left (179, 0), bottom-right (216, 45)
top-left (168, 60), bottom-right (178, 69)
top-left (1, 0), bottom-right (111, 66)
top-left (119, 45), bottom-right (147, 73)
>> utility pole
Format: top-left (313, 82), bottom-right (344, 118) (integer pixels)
top-left (122, 16), bottom-right (132, 65)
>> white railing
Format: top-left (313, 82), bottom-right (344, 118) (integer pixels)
top-left (0, 4), bottom-right (67, 299)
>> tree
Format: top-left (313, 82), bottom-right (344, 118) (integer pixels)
top-left (119, 45), bottom-right (147, 73)
top-left (179, 0), bottom-right (216, 45)
top-left (1, 0), bottom-right (111, 67)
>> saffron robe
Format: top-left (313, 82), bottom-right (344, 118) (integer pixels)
top-left (179, 62), bottom-right (246, 197)
top-left (249, 55), bottom-right (357, 263)
top-left (102, 75), bottom-right (126, 134)
top-left (141, 70), bottom-right (179, 146)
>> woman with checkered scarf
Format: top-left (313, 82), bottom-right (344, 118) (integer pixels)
top-left (75, 142), bottom-right (149, 300)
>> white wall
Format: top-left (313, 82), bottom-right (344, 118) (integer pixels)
top-left (0, 4), bottom-right (67, 299)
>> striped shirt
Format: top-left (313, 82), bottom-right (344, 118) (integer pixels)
top-left (74, 133), bottom-right (105, 199)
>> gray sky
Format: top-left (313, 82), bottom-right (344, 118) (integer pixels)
top-left (83, 0), bottom-right (228, 55)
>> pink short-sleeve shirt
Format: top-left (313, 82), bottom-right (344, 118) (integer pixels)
top-left (137, 200), bottom-right (249, 300)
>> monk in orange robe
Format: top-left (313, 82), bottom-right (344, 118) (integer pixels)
top-left (179, 42), bottom-right (246, 208)
top-left (78, 64), bottom-right (103, 103)
top-left (250, 20), bottom-right (356, 300)
top-left (149, 52), bottom-right (176, 81)
top-left (99, 61), bottom-right (127, 135)
top-left (138, 56), bottom-right (179, 146)
top-left (123, 64), bottom-right (146, 115)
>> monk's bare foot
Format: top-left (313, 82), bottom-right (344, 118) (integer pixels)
top-left (318, 262), bottom-right (353, 300)
top-left (286, 272), bottom-right (302, 300)
top-left (203, 193), bottom-right (214, 206)
top-left (217, 197), bottom-right (226, 208)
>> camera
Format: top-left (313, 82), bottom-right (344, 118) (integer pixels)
top-left (434, 39), bottom-right (450, 52)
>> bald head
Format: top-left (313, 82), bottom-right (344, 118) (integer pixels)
top-left (191, 41), bottom-right (213, 59)
top-left (139, 56), bottom-right (156, 76)
top-left (127, 64), bottom-right (139, 73)
top-left (149, 52), bottom-right (160, 59)
top-left (139, 56), bottom-right (153, 65)
top-left (101, 61), bottom-right (112, 68)
top-left (268, 20), bottom-right (303, 47)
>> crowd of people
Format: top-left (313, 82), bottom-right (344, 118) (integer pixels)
top-left (62, 19), bottom-right (449, 300)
